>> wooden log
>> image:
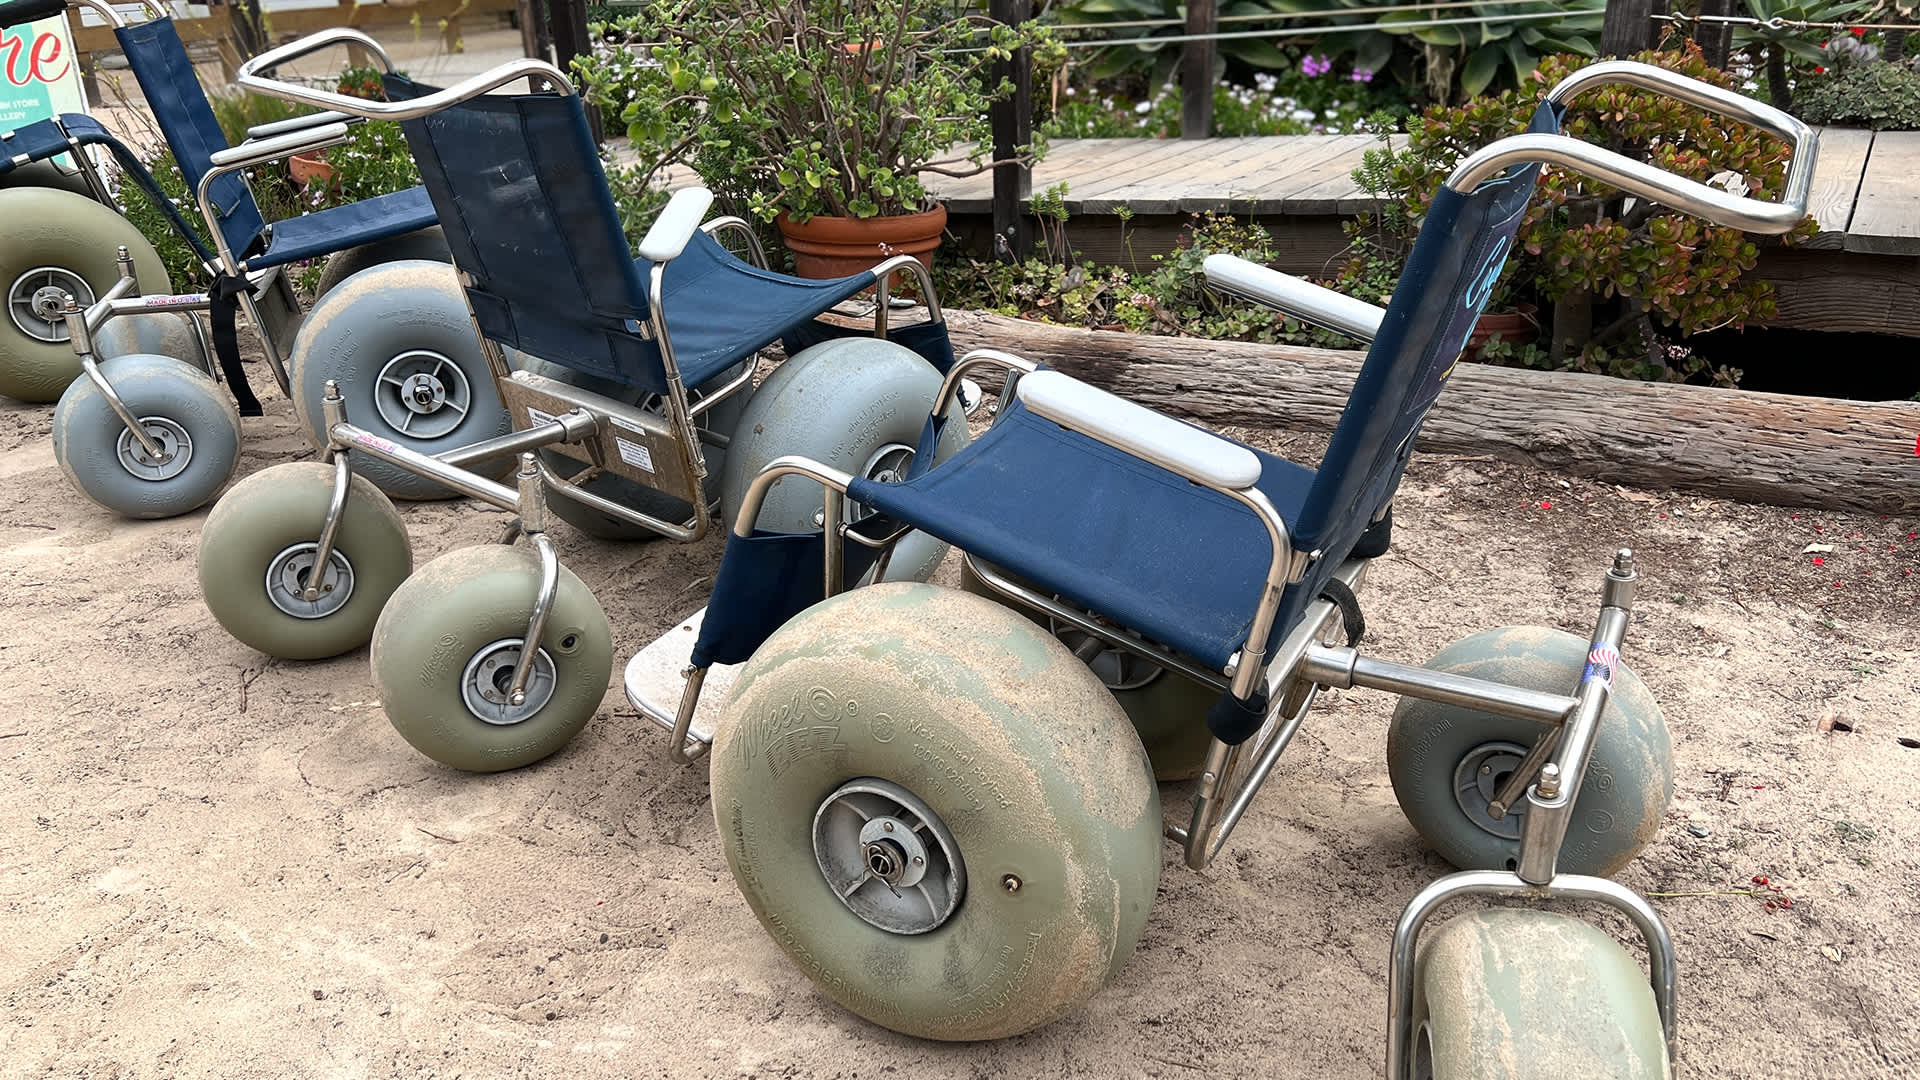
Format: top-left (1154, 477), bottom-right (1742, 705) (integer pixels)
top-left (938, 309), bottom-right (1920, 513)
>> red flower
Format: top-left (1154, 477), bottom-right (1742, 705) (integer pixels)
top-left (1852, 26), bottom-right (1866, 36)
top-left (1815, 66), bottom-right (1828, 74)
top-left (1812, 556), bottom-right (1825, 565)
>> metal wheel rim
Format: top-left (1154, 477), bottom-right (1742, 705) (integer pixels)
top-left (264, 542), bottom-right (355, 620)
top-left (458, 638), bottom-right (557, 726)
top-left (1452, 740), bottom-right (1531, 841)
top-left (114, 416), bottom-right (193, 481)
top-left (848, 442), bottom-right (916, 519)
top-left (373, 349), bottom-right (471, 439)
top-left (812, 778), bottom-right (966, 935)
top-left (7, 266), bottom-right (94, 343)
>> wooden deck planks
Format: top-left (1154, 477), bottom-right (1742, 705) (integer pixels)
top-left (1843, 130), bottom-right (1920, 255)
top-left (1802, 126), bottom-right (1873, 250)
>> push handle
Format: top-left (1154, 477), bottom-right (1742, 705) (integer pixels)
top-left (237, 28), bottom-right (575, 119)
top-left (1446, 60), bottom-right (1815, 236)
top-left (0, 0), bottom-right (70, 29)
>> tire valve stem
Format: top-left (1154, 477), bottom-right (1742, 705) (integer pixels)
top-left (1001, 874), bottom-right (1021, 894)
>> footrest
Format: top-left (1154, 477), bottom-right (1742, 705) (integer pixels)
top-left (621, 607), bottom-right (738, 749)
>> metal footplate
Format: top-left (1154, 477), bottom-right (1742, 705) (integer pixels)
top-left (499, 368), bottom-right (700, 494)
top-left (622, 608), bottom-right (739, 762)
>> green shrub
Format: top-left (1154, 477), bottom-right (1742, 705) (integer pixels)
top-left (1795, 59), bottom-right (1920, 128)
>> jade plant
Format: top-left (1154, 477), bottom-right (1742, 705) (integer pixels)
top-left (1345, 46), bottom-right (1816, 385)
top-left (574, 0), bottom-right (1060, 223)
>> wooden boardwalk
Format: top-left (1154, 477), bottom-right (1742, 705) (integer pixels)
top-left (924, 128), bottom-right (1920, 336)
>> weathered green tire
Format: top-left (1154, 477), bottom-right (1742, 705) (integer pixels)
top-left (370, 543), bottom-right (612, 772)
top-left (1413, 908), bottom-right (1670, 1079)
top-left (53, 353), bottom-right (240, 518)
top-left (0, 187), bottom-right (170, 402)
top-left (287, 260), bottom-right (508, 500)
top-left (0, 160), bottom-right (95, 197)
top-left (92, 311), bottom-right (211, 372)
top-left (1386, 626), bottom-right (1673, 876)
top-left (958, 559), bottom-right (1215, 781)
top-left (312, 226), bottom-right (453, 300)
top-left (711, 582), bottom-right (1162, 1041)
top-left (199, 461), bottom-right (413, 659)
top-left (718, 337), bottom-right (966, 582)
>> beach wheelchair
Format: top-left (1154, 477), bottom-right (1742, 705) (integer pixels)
top-left (621, 61), bottom-right (1814, 1067)
top-left (0, 0), bottom-right (514, 518)
top-left (194, 34), bottom-right (968, 772)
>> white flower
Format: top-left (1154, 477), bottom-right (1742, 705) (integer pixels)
top-left (1291, 108), bottom-right (1315, 123)
top-left (1135, 101), bottom-right (1152, 115)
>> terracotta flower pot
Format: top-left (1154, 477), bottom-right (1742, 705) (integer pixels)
top-left (775, 205), bottom-right (947, 292)
top-left (1465, 303), bottom-right (1539, 359)
top-left (288, 150), bottom-right (334, 189)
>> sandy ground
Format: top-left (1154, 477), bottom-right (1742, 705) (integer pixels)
top-left (2, 355), bottom-right (1918, 1080)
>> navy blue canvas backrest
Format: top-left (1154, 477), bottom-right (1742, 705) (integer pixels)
top-left (1291, 102), bottom-right (1560, 561)
top-left (386, 76), bottom-right (669, 393)
top-left (115, 19), bottom-right (265, 263)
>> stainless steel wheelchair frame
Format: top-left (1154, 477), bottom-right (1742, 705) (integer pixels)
top-left (644, 58), bottom-right (1815, 1073)
top-left (224, 34), bottom-right (950, 690)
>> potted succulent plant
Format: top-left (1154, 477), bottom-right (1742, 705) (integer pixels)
top-left (577, 0), bottom-right (1059, 277)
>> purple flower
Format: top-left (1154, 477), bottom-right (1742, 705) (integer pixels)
top-left (1301, 54), bottom-right (1331, 78)
top-left (1351, 67), bottom-right (1374, 83)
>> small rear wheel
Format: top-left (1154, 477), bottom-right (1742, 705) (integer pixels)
top-left (711, 582), bottom-right (1162, 1040)
top-left (53, 353), bottom-right (240, 518)
top-left (1413, 908), bottom-right (1670, 1079)
top-left (371, 543), bottom-right (612, 772)
top-left (92, 311), bottom-right (211, 373)
top-left (199, 461), bottom-right (413, 659)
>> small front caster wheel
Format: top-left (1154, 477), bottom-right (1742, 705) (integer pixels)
top-left (199, 461), bottom-right (413, 659)
top-left (53, 353), bottom-right (240, 518)
top-left (371, 543), bottom-right (612, 772)
top-left (1412, 908), bottom-right (1670, 1079)
top-left (1386, 626), bottom-right (1673, 876)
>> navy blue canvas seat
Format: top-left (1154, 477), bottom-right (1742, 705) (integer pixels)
top-left (388, 75), bottom-right (933, 395)
top-left (115, 18), bottom-right (437, 269)
top-left (688, 104), bottom-right (1561, 729)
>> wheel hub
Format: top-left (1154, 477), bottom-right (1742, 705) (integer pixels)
top-left (1452, 741), bottom-right (1532, 840)
top-left (459, 639), bottom-right (556, 725)
top-left (849, 442), bottom-right (916, 519)
top-left (1054, 622), bottom-right (1164, 692)
top-left (374, 350), bottom-right (471, 438)
top-left (813, 778), bottom-right (965, 935)
top-left (8, 266), bottom-right (95, 343)
top-left (114, 417), bottom-right (193, 480)
top-left (264, 542), bottom-right (355, 620)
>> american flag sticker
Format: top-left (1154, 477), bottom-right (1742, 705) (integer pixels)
top-left (1582, 646), bottom-right (1619, 689)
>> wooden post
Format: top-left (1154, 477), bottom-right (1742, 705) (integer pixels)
top-left (1181, 0), bottom-right (1216, 139)
top-left (989, 0), bottom-right (1033, 261)
top-left (1600, 0), bottom-right (1654, 57)
top-left (1696, 0), bottom-right (1734, 68)
top-left (516, 0), bottom-right (552, 63)
top-left (547, 0), bottom-right (602, 141)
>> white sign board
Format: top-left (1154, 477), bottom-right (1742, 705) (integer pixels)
top-left (2, 12), bottom-right (89, 131)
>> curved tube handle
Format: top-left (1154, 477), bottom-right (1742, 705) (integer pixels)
top-left (1446, 60), bottom-right (1814, 236)
top-left (237, 29), bottom-right (575, 119)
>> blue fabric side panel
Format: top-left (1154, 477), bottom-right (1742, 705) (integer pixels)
top-left (252, 187), bottom-right (439, 269)
top-left (845, 399), bottom-right (1317, 672)
top-left (115, 19), bottom-right (264, 262)
top-left (780, 315), bottom-right (956, 374)
top-left (1291, 101), bottom-right (1557, 562)
top-left (691, 530), bottom-right (884, 668)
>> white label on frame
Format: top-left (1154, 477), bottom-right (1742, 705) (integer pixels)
top-left (615, 437), bottom-right (656, 473)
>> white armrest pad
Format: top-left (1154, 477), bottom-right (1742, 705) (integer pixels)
top-left (638, 187), bottom-right (715, 263)
top-left (1203, 253), bottom-right (1385, 342)
top-left (1017, 369), bottom-right (1262, 490)
top-left (207, 123), bottom-right (352, 168)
